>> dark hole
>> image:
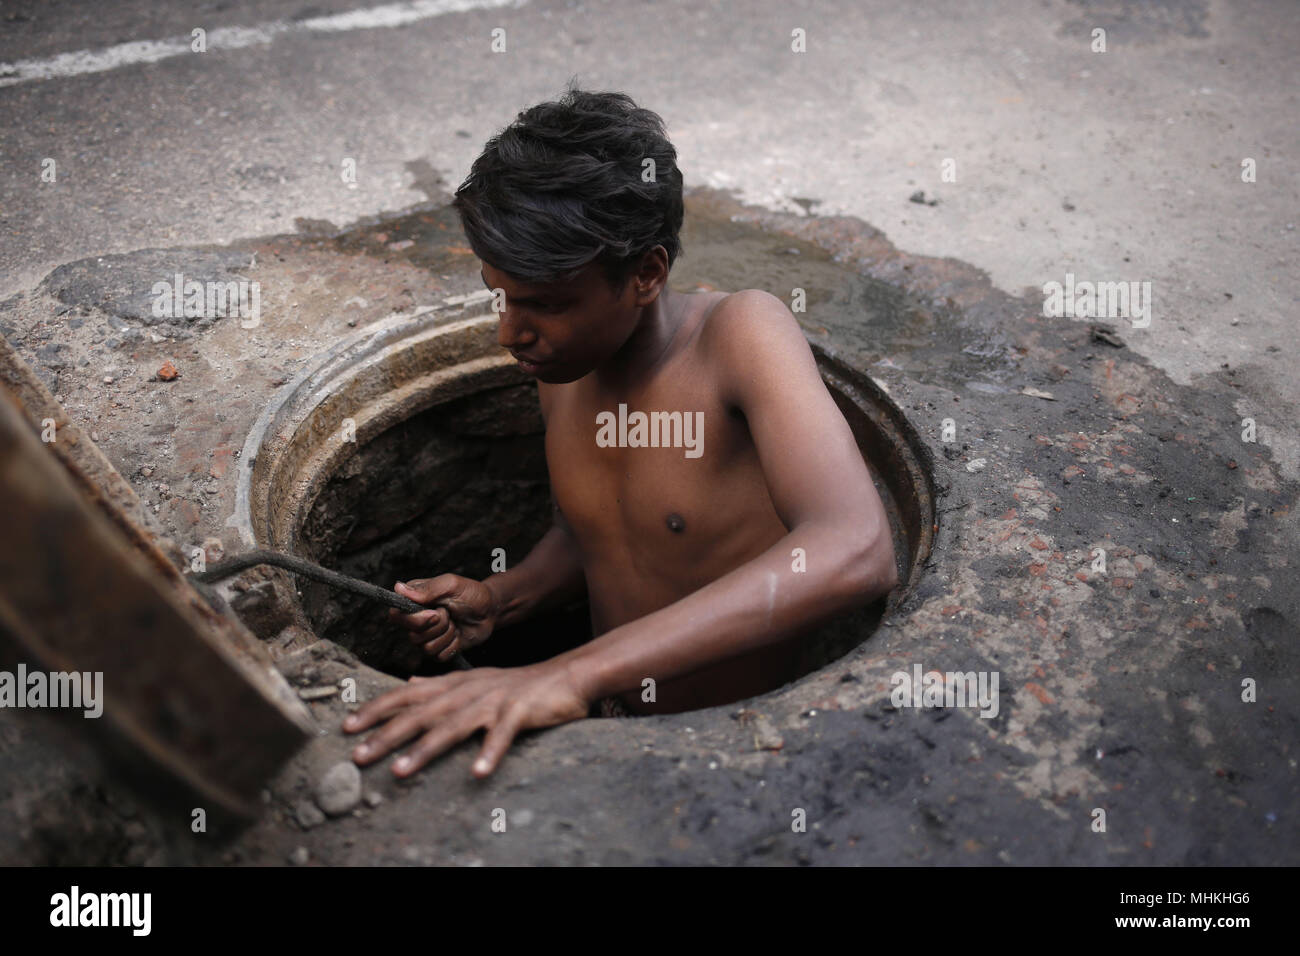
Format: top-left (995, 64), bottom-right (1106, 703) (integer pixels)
top-left (296, 381), bottom-right (908, 705)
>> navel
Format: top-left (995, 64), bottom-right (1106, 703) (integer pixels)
top-left (665, 512), bottom-right (686, 533)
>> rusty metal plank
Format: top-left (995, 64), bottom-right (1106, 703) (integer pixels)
top-left (0, 344), bottom-right (312, 821)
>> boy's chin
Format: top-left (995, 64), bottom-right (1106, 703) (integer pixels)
top-left (534, 362), bottom-right (586, 384)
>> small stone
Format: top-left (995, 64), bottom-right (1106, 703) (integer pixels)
top-left (315, 761), bottom-right (362, 816)
top-left (1019, 387), bottom-right (1055, 401)
top-left (746, 713), bottom-right (784, 752)
top-left (289, 846), bottom-right (310, 865)
top-left (202, 536), bottom-right (225, 563)
top-left (140, 466), bottom-right (153, 477)
top-left (103, 375), bottom-right (114, 384)
top-left (36, 343), bottom-right (70, 370)
top-left (297, 685), bottom-right (338, 701)
top-left (294, 799), bottom-right (326, 829)
top-left (363, 790), bottom-right (383, 808)
top-left (156, 361), bottom-right (179, 381)
top-left (966, 458), bottom-right (987, 473)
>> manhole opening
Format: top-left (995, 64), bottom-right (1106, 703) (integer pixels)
top-left (286, 353), bottom-right (932, 701)
top-left (296, 382), bottom-right (592, 676)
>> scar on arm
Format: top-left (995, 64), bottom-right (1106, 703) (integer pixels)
top-left (765, 570), bottom-right (778, 629)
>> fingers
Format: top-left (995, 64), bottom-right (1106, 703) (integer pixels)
top-left (424, 629), bottom-right (459, 658)
top-left (392, 714), bottom-right (484, 778)
top-left (350, 706), bottom-right (429, 766)
top-left (391, 702), bottom-right (522, 779)
top-left (473, 704), bottom-right (525, 778)
top-left (341, 667), bottom-right (529, 780)
top-left (342, 676), bottom-right (447, 735)
top-left (395, 576), bottom-right (460, 606)
top-left (402, 608), bottom-right (452, 645)
top-left (346, 678), bottom-right (481, 764)
top-left (397, 607), bottom-right (441, 630)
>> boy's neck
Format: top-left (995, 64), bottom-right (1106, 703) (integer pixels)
top-left (594, 286), bottom-right (686, 392)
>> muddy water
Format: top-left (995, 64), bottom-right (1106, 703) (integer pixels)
top-left (673, 202), bottom-right (1018, 387)
top-left (311, 194), bottom-right (1012, 390)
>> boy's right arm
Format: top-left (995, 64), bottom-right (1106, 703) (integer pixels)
top-left (483, 507), bottom-right (587, 628)
top-left (489, 380), bottom-right (587, 626)
top-left (488, 378), bottom-right (586, 627)
top-left (392, 506), bottom-right (587, 660)
top-left (395, 383), bottom-right (585, 659)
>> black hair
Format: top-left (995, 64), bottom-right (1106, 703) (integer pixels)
top-left (452, 81), bottom-right (684, 293)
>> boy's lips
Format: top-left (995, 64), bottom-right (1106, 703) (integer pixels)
top-left (511, 352), bottom-right (551, 371)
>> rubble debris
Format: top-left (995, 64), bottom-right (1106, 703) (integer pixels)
top-left (315, 761), bottom-right (362, 816)
top-left (1089, 324), bottom-right (1126, 348)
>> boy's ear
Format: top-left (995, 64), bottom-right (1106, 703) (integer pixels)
top-left (632, 246), bottom-right (670, 304)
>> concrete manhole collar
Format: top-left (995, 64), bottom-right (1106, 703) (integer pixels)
top-left (235, 293), bottom-right (935, 698)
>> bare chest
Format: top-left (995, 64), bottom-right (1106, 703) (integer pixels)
top-left (544, 369), bottom-right (757, 558)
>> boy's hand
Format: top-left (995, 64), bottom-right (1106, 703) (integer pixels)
top-left (343, 661), bottom-right (590, 778)
top-left (389, 575), bottom-right (499, 661)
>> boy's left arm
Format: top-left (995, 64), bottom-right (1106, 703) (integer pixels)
top-left (345, 290), bottom-right (898, 777)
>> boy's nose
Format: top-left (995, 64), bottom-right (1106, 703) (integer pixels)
top-left (496, 312), bottom-right (536, 352)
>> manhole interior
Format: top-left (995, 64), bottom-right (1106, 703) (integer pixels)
top-left (241, 307), bottom-right (934, 705)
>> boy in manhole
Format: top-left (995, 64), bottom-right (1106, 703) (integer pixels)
top-left (344, 85), bottom-right (899, 778)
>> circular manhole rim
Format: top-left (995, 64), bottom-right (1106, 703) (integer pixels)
top-left (235, 293), bottom-right (937, 698)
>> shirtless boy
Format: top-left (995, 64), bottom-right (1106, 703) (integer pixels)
top-left (344, 86), bottom-right (899, 779)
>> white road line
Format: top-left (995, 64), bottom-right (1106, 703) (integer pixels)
top-left (0, 0), bottom-right (526, 88)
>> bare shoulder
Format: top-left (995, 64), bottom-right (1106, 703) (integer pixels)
top-left (701, 288), bottom-right (806, 348)
top-left (698, 289), bottom-right (816, 403)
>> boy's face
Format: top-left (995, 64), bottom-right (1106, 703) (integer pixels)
top-left (482, 257), bottom-right (656, 384)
